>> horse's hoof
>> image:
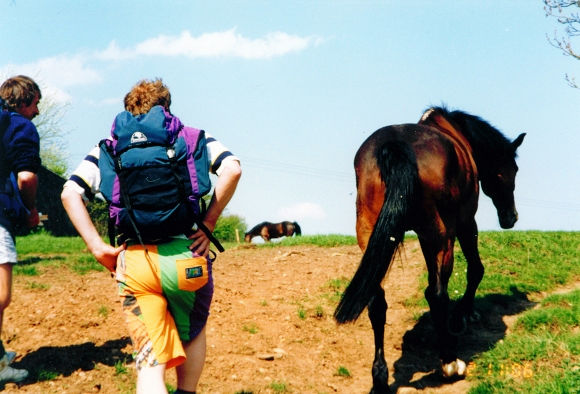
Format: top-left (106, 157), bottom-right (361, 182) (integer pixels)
top-left (441, 358), bottom-right (467, 378)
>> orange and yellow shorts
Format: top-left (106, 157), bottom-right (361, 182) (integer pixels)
top-left (115, 239), bottom-right (213, 370)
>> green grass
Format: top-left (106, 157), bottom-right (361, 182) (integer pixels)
top-left (37, 369), bottom-right (59, 381)
top-left (297, 305), bottom-right (307, 320)
top-left (13, 264), bottom-right (39, 276)
top-left (397, 231), bottom-right (579, 394)
top-left (114, 359), bottom-right (128, 376)
top-left (254, 234), bottom-right (357, 248)
top-left (408, 231), bottom-right (580, 308)
top-left (25, 280), bottom-right (50, 290)
top-left (98, 305), bottom-right (110, 318)
top-left (467, 290), bottom-right (580, 393)
top-left (242, 322), bottom-right (259, 334)
top-left (336, 365), bottom-right (351, 378)
top-left (269, 381), bottom-right (289, 392)
top-left (16, 231), bottom-right (87, 255)
top-left (15, 230), bottom-right (105, 275)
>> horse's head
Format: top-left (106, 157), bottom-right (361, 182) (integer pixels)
top-left (293, 222), bottom-right (302, 236)
top-left (479, 133), bottom-right (525, 229)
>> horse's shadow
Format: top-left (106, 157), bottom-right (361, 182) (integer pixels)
top-left (390, 286), bottom-right (535, 392)
top-left (5, 337), bottom-right (132, 388)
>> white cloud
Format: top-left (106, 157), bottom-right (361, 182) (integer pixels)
top-left (94, 40), bottom-right (136, 61)
top-left (98, 29), bottom-right (324, 60)
top-left (1, 55), bottom-right (102, 88)
top-left (277, 202), bottom-right (327, 221)
top-left (2, 29), bottom-right (323, 104)
top-left (1, 54), bottom-right (102, 105)
top-left (41, 85), bottom-right (72, 105)
top-left (34, 55), bottom-right (102, 87)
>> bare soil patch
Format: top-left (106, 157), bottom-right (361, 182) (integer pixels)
top-left (2, 241), bottom-right (535, 393)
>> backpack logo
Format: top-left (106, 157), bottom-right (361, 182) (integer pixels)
top-left (130, 131), bottom-right (147, 144)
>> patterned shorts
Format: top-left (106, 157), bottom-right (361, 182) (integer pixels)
top-left (115, 239), bottom-right (213, 370)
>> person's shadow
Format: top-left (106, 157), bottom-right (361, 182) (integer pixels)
top-left (390, 286), bottom-right (535, 392)
top-left (3, 337), bottom-right (132, 389)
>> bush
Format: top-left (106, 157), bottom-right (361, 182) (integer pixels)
top-left (213, 214), bottom-right (247, 243)
top-left (86, 199), bottom-right (109, 238)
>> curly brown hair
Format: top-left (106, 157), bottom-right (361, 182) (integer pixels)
top-left (123, 79), bottom-right (171, 116)
top-left (0, 75), bottom-right (42, 112)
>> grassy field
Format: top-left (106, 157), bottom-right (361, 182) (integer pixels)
top-left (14, 230), bottom-right (580, 393)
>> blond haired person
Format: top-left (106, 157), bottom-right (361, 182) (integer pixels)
top-left (62, 79), bottom-right (241, 393)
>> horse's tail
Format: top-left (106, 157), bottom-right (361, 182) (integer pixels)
top-left (334, 139), bottom-right (418, 323)
top-left (293, 222), bottom-right (302, 236)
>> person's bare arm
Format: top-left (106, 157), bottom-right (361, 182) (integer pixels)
top-left (17, 170), bottom-right (39, 228)
top-left (188, 159), bottom-right (242, 256)
top-left (61, 187), bottom-right (123, 272)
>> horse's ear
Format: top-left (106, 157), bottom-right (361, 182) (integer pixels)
top-left (512, 133), bottom-right (526, 151)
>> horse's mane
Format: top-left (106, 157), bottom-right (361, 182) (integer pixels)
top-left (429, 106), bottom-right (516, 161)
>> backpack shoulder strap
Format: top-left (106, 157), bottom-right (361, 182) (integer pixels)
top-left (97, 139), bottom-right (117, 202)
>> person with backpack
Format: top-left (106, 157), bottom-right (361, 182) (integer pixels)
top-left (61, 79), bottom-right (241, 394)
top-left (0, 75), bottom-right (43, 383)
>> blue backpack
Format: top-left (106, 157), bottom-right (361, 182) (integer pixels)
top-left (98, 105), bottom-right (223, 251)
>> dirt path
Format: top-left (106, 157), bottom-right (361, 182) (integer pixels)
top-left (1, 241), bottom-right (538, 393)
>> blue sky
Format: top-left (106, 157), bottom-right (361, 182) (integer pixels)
top-left (2, 0), bottom-right (579, 235)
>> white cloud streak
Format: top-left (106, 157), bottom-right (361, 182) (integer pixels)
top-left (1, 54), bottom-right (102, 104)
top-left (98, 29), bottom-right (324, 60)
top-left (2, 29), bottom-right (322, 104)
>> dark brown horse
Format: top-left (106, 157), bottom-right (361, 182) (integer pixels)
top-left (244, 221), bottom-right (302, 242)
top-left (334, 106), bottom-right (525, 393)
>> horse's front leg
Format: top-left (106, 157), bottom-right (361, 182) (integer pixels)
top-left (419, 236), bottom-right (466, 378)
top-left (453, 219), bottom-right (484, 326)
top-left (368, 285), bottom-right (390, 394)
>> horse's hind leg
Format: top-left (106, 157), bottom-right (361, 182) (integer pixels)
top-left (368, 285), bottom-right (390, 393)
top-left (419, 236), bottom-right (465, 377)
top-left (453, 219), bottom-right (484, 326)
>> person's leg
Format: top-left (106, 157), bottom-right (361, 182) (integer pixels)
top-left (0, 250), bottom-right (27, 382)
top-left (119, 245), bottom-right (186, 391)
top-left (0, 225), bottom-right (17, 347)
top-left (0, 263), bottom-right (13, 339)
top-left (137, 363), bottom-right (168, 394)
top-left (176, 326), bottom-right (206, 393)
top-left (0, 262), bottom-right (12, 365)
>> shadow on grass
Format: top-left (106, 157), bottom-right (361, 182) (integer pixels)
top-left (4, 337), bottom-right (132, 388)
top-left (389, 286), bottom-right (535, 392)
top-left (17, 255), bottom-right (66, 265)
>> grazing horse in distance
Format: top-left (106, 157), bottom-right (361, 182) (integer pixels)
top-left (244, 221), bottom-right (302, 242)
top-left (334, 106), bottom-right (525, 393)
top-left (244, 221), bottom-right (302, 243)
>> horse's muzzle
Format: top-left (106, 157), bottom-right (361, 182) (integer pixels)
top-left (498, 209), bottom-right (518, 229)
